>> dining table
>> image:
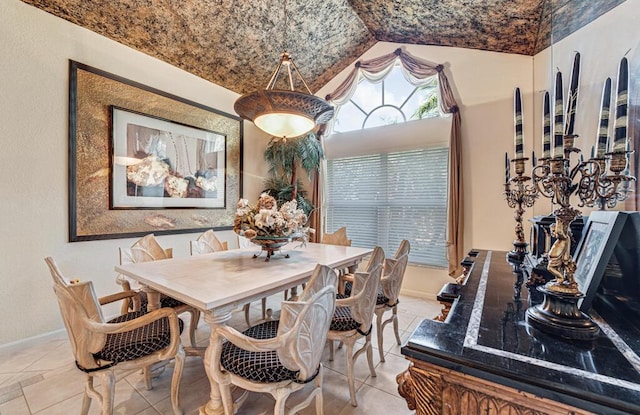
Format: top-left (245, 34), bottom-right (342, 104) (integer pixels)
top-left (115, 242), bottom-right (373, 415)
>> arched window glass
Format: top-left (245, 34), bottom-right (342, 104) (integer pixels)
top-left (333, 65), bottom-right (440, 133)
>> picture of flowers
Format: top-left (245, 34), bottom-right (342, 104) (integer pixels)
top-left (111, 107), bottom-right (226, 209)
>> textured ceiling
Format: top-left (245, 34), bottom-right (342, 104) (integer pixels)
top-left (21, 0), bottom-right (625, 95)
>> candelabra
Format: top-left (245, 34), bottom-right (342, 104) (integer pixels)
top-left (504, 158), bottom-right (538, 262)
top-left (524, 136), bottom-right (635, 340)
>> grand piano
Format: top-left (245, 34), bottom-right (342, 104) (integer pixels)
top-left (397, 212), bottom-right (640, 415)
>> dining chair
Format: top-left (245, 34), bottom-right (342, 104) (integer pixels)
top-left (211, 264), bottom-right (337, 415)
top-left (190, 229), bottom-right (266, 326)
top-left (327, 246), bottom-right (385, 407)
top-left (45, 257), bottom-right (185, 415)
top-left (321, 226), bottom-right (351, 246)
top-left (374, 240), bottom-right (410, 362)
top-left (189, 229), bottom-right (228, 255)
top-left (118, 234), bottom-right (200, 347)
top-left (322, 227), bottom-right (354, 294)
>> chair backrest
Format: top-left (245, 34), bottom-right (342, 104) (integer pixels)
top-left (119, 234), bottom-right (172, 265)
top-left (349, 246), bottom-right (385, 331)
top-left (322, 226), bottom-right (351, 246)
top-left (190, 229), bottom-right (228, 255)
top-left (237, 235), bottom-right (253, 249)
top-left (45, 257), bottom-right (106, 370)
top-left (277, 286), bottom-right (336, 381)
top-left (381, 240), bottom-right (410, 304)
top-left (299, 264), bottom-right (338, 301)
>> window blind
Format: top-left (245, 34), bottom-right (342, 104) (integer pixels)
top-left (325, 148), bottom-right (449, 267)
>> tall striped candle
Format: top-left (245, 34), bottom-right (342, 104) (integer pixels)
top-left (553, 71), bottom-right (564, 158)
top-left (613, 57), bottom-right (629, 153)
top-left (542, 91), bottom-right (551, 158)
top-left (505, 152), bottom-right (510, 184)
top-left (596, 78), bottom-right (612, 158)
top-left (514, 87), bottom-right (524, 158)
top-left (565, 52), bottom-right (580, 136)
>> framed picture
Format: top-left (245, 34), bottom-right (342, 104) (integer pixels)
top-left (111, 107), bottom-right (226, 209)
top-left (69, 61), bottom-right (243, 241)
top-left (573, 211), bottom-right (628, 311)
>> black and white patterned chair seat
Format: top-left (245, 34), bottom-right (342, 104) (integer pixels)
top-left (93, 311), bottom-right (184, 364)
top-left (221, 320), bottom-right (302, 383)
top-left (344, 281), bottom-right (389, 305)
top-left (136, 291), bottom-right (186, 309)
top-left (330, 305), bottom-right (361, 331)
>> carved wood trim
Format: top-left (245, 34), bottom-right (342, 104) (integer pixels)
top-left (397, 359), bottom-right (595, 415)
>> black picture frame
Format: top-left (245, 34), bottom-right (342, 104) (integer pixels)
top-left (69, 61), bottom-right (243, 242)
top-left (573, 211), bottom-right (628, 311)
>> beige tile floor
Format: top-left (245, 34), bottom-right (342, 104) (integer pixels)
top-left (0, 294), bottom-right (441, 415)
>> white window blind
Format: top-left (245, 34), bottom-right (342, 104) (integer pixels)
top-left (325, 148), bottom-right (449, 267)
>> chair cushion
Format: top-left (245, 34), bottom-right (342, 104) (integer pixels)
top-left (94, 311), bottom-right (183, 364)
top-left (343, 281), bottom-right (389, 305)
top-left (220, 320), bottom-right (300, 383)
top-left (330, 306), bottom-right (360, 331)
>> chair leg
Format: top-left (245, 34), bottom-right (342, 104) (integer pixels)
top-left (375, 308), bottom-right (385, 363)
top-left (80, 375), bottom-right (93, 415)
top-left (218, 380), bottom-right (235, 415)
top-left (273, 388), bottom-right (291, 415)
top-left (261, 297), bottom-right (267, 320)
top-left (143, 366), bottom-right (152, 390)
top-left (171, 347), bottom-right (185, 415)
top-left (328, 340), bottom-right (334, 361)
top-left (97, 372), bottom-right (115, 415)
top-left (315, 367), bottom-right (324, 415)
top-left (345, 338), bottom-right (358, 407)
top-left (392, 305), bottom-right (401, 345)
top-left (365, 333), bottom-right (377, 378)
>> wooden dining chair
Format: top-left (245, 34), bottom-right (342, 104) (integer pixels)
top-left (190, 229), bottom-right (266, 326)
top-left (117, 234), bottom-right (200, 347)
top-left (374, 240), bottom-right (410, 362)
top-left (327, 246), bottom-right (385, 407)
top-left (45, 257), bottom-right (185, 415)
top-left (189, 229), bottom-right (228, 255)
top-left (211, 264), bottom-right (337, 415)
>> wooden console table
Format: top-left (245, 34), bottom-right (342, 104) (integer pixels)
top-left (397, 250), bottom-right (640, 415)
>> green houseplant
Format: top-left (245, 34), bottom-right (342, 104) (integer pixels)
top-left (262, 132), bottom-right (323, 215)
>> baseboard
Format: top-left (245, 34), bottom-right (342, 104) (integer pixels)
top-left (399, 288), bottom-right (438, 300)
top-left (0, 328), bottom-right (66, 350)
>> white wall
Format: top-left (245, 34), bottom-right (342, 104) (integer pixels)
top-left (0, 0), bottom-right (272, 345)
top-left (532, 1), bottom-right (640, 216)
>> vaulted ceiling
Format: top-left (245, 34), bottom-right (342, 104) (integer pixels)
top-left (21, 0), bottom-right (624, 95)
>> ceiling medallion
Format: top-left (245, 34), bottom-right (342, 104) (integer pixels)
top-left (234, 51), bottom-right (334, 138)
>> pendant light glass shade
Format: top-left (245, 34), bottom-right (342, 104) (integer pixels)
top-left (234, 52), bottom-right (334, 138)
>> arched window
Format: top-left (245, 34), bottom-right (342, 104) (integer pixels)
top-left (333, 65), bottom-right (440, 133)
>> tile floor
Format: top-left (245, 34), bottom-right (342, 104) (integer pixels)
top-left (0, 294), bottom-right (441, 415)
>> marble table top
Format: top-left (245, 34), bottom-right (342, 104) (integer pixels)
top-left (115, 242), bottom-right (372, 312)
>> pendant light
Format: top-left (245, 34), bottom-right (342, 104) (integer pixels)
top-left (234, 1), bottom-right (333, 138)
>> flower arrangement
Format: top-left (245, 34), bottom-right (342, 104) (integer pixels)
top-left (234, 193), bottom-right (313, 243)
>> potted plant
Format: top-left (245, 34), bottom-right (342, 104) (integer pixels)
top-left (262, 132), bottom-right (323, 215)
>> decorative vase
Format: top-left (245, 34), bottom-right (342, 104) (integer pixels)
top-left (250, 235), bottom-right (298, 261)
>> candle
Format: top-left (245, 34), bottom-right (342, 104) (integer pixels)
top-left (505, 152), bottom-right (510, 183)
top-left (596, 77), bottom-right (612, 158)
top-left (532, 151), bottom-right (537, 166)
top-left (514, 87), bottom-right (524, 158)
top-left (613, 57), bottom-right (629, 153)
top-left (553, 71), bottom-right (564, 158)
top-left (542, 91), bottom-right (551, 158)
top-left (564, 52), bottom-right (580, 136)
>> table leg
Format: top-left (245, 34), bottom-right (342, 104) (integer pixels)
top-left (199, 308), bottom-right (247, 415)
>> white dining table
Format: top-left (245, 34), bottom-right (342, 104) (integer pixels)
top-left (115, 242), bottom-right (372, 415)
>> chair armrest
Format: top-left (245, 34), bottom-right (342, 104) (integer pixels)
top-left (86, 307), bottom-right (178, 335)
top-left (214, 325), bottom-right (285, 353)
top-left (98, 290), bottom-right (138, 306)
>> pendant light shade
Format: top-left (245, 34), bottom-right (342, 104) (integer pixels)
top-left (234, 52), bottom-right (334, 138)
